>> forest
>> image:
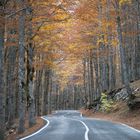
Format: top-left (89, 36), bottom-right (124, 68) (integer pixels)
top-left (0, 0), bottom-right (140, 140)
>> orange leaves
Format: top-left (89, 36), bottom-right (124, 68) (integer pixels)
top-left (53, 9), bottom-right (69, 20)
top-left (32, 0), bottom-right (121, 88)
top-left (119, 0), bottom-right (131, 5)
top-left (55, 55), bottom-right (83, 87)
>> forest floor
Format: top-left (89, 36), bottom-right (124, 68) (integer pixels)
top-left (80, 101), bottom-right (140, 130)
top-left (6, 116), bottom-right (46, 140)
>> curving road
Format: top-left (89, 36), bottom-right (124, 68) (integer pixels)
top-left (19, 110), bottom-right (140, 140)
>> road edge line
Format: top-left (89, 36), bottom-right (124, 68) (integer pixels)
top-left (120, 123), bottom-right (140, 133)
top-left (19, 117), bottom-right (50, 140)
top-left (88, 117), bottom-right (140, 133)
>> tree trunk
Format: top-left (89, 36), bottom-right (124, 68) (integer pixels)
top-left (48, 71), bottom-right (52, 114)
top-left (0, 4), bottom-right (5, 140)
top-left (18, 2), bottom-right (26, 133)
top-left (27, 44), bottom-right (36, 127)
top-left (89, 50), bottom-right (94, 101)
top-left (27, 6), bottom-right (36, 127)
top-left (106, 0), bottom-right (115, 91)
top-left (135, 0), bottom-right (140, 79)
top-left (116, 12), bottom-right (131, 95)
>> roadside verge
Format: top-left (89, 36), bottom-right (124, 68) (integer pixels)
top-left (80, 108), bottom-right (140, 131)
top-left (6, 117), bottom-right (47, 140)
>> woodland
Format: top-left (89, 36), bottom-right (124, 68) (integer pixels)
top-left (0, 0), bottom-right (140, 139)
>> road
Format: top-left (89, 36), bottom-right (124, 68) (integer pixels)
top-left (20, 110), bottom-right (140, 140)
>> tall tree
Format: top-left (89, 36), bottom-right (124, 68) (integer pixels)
top-left (18, 0), bottom-right (26, 133)
top-left (114, 0), bottom-right (132, 95)
top-left (0, 1), bottom-right (6, 139)
top-left (26, 3), bottom-right (36, 127)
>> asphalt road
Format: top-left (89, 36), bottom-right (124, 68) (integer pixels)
top-left (20, 110), bottom-right (140, 140)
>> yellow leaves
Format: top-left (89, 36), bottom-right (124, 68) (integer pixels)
top-left (68, 43), bottom-right (77, 51)
top-left (34, 36), bottom-right (40, 42)
top-left (34, 59), bottom-right (54, 70)
top-left (54, 12), bottom-right (69, 21)
top-left (44, 59), bottom-right (55, 68)
top-left (42, 24), bottom-right (56, 31)
top-left (119, 0), bottom-right (131, 5)
top-left (97, 34), bottom-right (108, 46)
top-left (111, 40), bottom-right (118, 47)
top-left (88, 45), bottom-right (97, 49)
top-left (53, 9), bottom-right (69, 20)
top-left (81, 45), bottom-right (97, 50)
top-left (55, 59), bottom-right (82, 88)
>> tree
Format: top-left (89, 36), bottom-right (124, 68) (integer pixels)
top-left (18, 0), bottom-right (26, 133)
top-left (26, 2), bottom-right (36, 127)
top-left (0, 1), bottom-right (6, 139)
top-left (114, 0), bottom-right (132, 95)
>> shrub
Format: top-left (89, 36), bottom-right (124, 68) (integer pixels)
top-left (100, 92), bottom-right (113, 112)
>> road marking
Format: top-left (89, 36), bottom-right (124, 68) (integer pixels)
top-left (68, 117), bottom-right (89, 140)
top-left (63, 111), bottom-right (89, 140)
top-left (19, 117), bottom-right (50, 140)
top-left (120, 123), bottom-right (140, 133)
top-left (88, 117), bottom-right (140, 133)
top-left (79, 120), bottom-right (89, 140)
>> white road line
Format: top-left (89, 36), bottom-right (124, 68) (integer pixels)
top-left (120, 123), bottom-right (140, 133)
top-left (64, 111), bottom-right (89, 140)
top-left (88, 117), bottom-right (140, 133)
top-left (19, 117), bottom-right (50, 140)
top-left (79, 120), bottom-right (89, 140)
top-left (68, 117), bottom-right (89, 140)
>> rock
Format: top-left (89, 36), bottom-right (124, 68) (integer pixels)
top-left (107, 86), bottom-right (140, 110)
top-left (114, 88), bottom-right (129, 101)
top-left (86, 98), bottom-right (101, 110)
top-left (134, 88), bottom-right (139, 92)
top-left (11, 124), bottom-right (17, 130)
top-left (108, 88), bottom-right (122, 99)
top-left (108, 87), bottom-right (140, 102)
top-left (128, 97), bottom-right (140, 110)
top-left (9, 129), bottom-right (15, 134)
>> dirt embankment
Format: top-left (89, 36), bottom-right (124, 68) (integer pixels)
top-left (6, 117), bottom-right (46, 140)
top-left (80, 102), bottom-right (140, 130)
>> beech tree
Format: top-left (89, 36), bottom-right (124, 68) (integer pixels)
top-left (0, 0), bottom-right (140, 139)
top-left (18, 0), bottom-right (26, 133)
top-left (0, 1), bottom-right (6, 139)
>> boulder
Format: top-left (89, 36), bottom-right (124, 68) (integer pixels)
top-left (108, 88), bottom-right (122, 99)
top-left (114, 88), bottom-right (129, 101)
top-left (128, 97), bottom-right (140, 110)
top-left (9, 129), bottom-right (15, 134)
top-left (11, 124), bottom-right (17, 130)
top-left (86, 98), bottom-right (101, 110)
